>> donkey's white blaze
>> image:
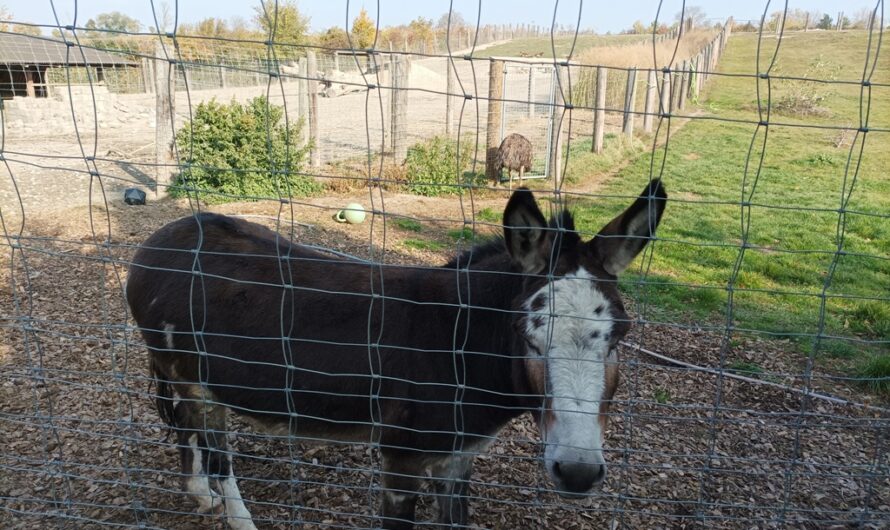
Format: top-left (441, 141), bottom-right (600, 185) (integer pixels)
top-left (219, 455), bottom-right (257, 530)
top-left (524, 267), bottom-right (612, 472)
top-left (185, 434), bottom-right (221, 513)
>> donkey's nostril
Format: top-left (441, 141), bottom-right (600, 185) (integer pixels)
top-left (552, 460), bottom-right (604, 494)
top-left (592, 463), bottom-right (606, 484)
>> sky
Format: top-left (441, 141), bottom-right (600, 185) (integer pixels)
top-left (4, 1), bottom-right (882, 34)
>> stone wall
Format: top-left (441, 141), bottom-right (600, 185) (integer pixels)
top-left (2, 85), bottom-right (156, 136)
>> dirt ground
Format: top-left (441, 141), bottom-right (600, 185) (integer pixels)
top-left (1, 187), bottom-right (888, 529)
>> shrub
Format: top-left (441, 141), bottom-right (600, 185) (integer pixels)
top-left (404, 136), bottom-right (474, 196)
top-left (773, 56), bottom-right (840, 117)
top-left (171, 96), bottom-right (318, 203)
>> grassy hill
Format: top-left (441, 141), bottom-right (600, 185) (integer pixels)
top-left (565, 30), bottom-right (889, 383)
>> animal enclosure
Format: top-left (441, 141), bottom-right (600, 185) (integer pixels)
top-left (1, 2), bottom-right (889, 530)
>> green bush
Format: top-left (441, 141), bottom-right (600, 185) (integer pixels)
top-left (404, 136), bottom-right (475, 196)
top-left (171, 96), bottom-right (318, 203)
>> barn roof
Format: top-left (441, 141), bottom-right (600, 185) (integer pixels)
top-left (0, 32), bottom-right (137, 67)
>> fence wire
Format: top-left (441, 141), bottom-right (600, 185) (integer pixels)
top-left (1, 1), bottom-right (888, 529)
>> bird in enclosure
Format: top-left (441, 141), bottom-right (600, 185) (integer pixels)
top-left (496, 133), bottom-right (534, 189)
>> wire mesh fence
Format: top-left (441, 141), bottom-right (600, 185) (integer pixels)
top-left (1, 1), bottom-right (889, 530)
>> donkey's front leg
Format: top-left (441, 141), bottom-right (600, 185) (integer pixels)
top-left (430, 455), bottom-right (474, 526)
top-left (380, 451), bottom-right (424, 530)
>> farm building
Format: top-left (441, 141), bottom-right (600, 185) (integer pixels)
top-left (0, 32), bottom-right (137, 99)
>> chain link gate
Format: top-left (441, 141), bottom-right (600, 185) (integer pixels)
top-left (498, 61), bottom-right (557, 184)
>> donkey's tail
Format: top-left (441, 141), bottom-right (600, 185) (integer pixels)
top-left (150, 357), bottom-right (177, 428)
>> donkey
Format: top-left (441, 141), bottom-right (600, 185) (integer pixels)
top-left (126, 180), bottom-right (666, 530)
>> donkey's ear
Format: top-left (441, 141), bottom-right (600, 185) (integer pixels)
top-left (503, 188), bottom-right (551, 273)
top-left (589, 179), bottom-right (667, 276)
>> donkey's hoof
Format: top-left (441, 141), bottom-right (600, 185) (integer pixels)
top-left (226, 516), bottom-right (259, 530)
top-left (196, 494), bottom-right (225, 515)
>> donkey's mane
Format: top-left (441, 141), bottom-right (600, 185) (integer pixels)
top-left (444, 209), bottom-right (581, 269)
top-left (444, 237), bottom-right (507, 269)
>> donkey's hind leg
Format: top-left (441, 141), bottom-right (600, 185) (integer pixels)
top-left (175, 402), bottom-right (223, 514)
top-left (216, 447), bottom-right (256, 530)
top-left (176, 397), bottom-right (257, 530)
top-left (380, 450), bottom-right (425, 530)
top-left (430, 455), bottom-right (474, 526)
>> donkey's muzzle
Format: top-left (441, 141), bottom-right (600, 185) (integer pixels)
top-left (552, 460), bottom-right (606, 497)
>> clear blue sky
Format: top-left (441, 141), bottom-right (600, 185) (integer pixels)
top-left (4, 1), bottom-right (881, 34)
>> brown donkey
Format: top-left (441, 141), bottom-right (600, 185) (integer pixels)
top-left (126, 180), bottom-right (667, 529)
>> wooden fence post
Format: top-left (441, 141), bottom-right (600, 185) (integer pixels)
top-left (622, 68), bottom-right (638, 139)
top-left (591, 66), bottom-right (606, 153)
top-left (485, 59), bottom-right (505, 184)
top-left (445, 61), bottom-right (454, 136)
top-left (154, 41), bottom-right (175, 198)
top-left (141, 58), bottom-right (154, 93)
top-left (643, 69), bottom-right (657, 133)
top-left (661, 68), bottom-right (672, 115)
top-left (677, 60), bottom-right (687, 111)
top-left (527, 65), bottom-right (536, 118)
top-left (706, 44), bottom-right (713, 82)
top-left (391, 54), bottom-right (409, 161)
top-left (307, 51), bottom-right (320, 168)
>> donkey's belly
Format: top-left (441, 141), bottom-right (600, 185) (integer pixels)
top-left (237, 409), bottom-right (375, 444)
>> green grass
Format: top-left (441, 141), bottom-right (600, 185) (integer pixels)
top-left (653, 388), bottom-right (672, 404)
top-left (726, 361), bottom-right (765, 377)
top-left (567, 31), bottom-right (889, 369)
top-left (474, 34), bottom-right (650, 59)
top-left (476, 207), bottom-right (500, 224)
top-left (393, 218), bottom-right (424, 232)
top-left (855, 354), bottom-right (890, 396)
top-left (402, 238), bottom-right (446, 252)
top-left (564, 134), bottom-right (645, 184)
top-left (447, 226), bottom-right (490, 244)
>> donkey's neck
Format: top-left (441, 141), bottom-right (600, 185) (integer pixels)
top-left (401, 252), bottom-right (526, 407)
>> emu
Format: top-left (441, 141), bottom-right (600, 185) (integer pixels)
top-left (126, 180), bottom-right (667, 529)
top-left (496, 133), bottom-right (534, 188)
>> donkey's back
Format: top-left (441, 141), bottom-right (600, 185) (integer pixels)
top-left (127, 213), bottom-right (392, 429)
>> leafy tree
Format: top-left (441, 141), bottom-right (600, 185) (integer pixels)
top-left (674, 6), bottom-right (707, 29)
top-left (408, 17), bottom-right (434, 47)
top-left (436, 11), bottom-right (466, 30)
top-left (850, 8), bottom-right (875, 29)
top-left (816, 14), bottom-right (833, 30)
top-left (631, 20), bottom-right (647, 34)
top-left (253, 0), bottom-right (310, 46)
top-left (227, 16), bottom-right (255, 40)
top-left (12, 24), bottom-right (42, 36)
top-left (172, 96), bottom-right (317, 203)
top-left (317, 26), bottom-right (350, 50)
top-left (351, 8), bottom-right (376, 49)
top-left (0, 5), bottom-right (11, 32)
top-left (84, 11), bottom-right (142, 35)
top-left (0, 6), bottom-right (42, 37)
